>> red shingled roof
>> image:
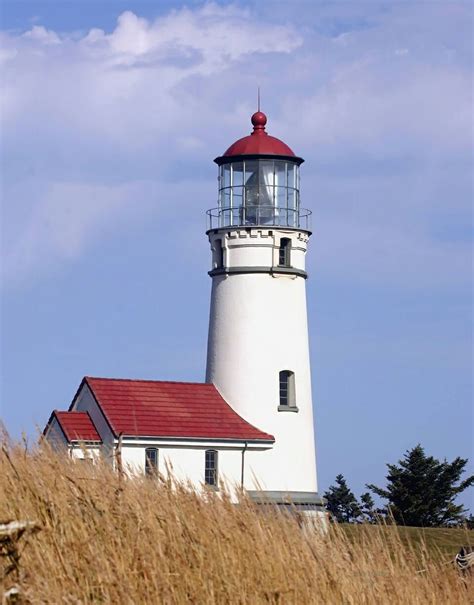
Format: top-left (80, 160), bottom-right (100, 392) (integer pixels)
top-left (80, 377), bottom-right (274, 442)
top-left (53, 411), bottom-right (101, 442)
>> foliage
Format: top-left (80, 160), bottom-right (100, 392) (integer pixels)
top-left (1, 443), bottom-right (470, 604)
top-left (465, 514), bottom-right (474, 530)
top-left (323, 474), bottom-right (362, 523)
top-left (323, 477), bottom-right (382, 524)
top-left (359, 491), bottom-right (378, 524)
top-left (367, 444), bottom-right (474, 527)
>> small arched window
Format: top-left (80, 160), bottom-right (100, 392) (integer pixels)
top-left (145, 447), bottom-right (158, 477)
top-left (205, 449), bottom-right (218, 487)
top-left (279, 370), bottom-right (296, 409)
top-left (278, 238), bottom-right (291, 267)
top-left (214, 239), bottom-right (224, 268)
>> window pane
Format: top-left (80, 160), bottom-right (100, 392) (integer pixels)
top-left (287, 190), bottom-right (297, 226)
top-left (274, 161), bottom-right (287, 189)
top-left (223, 165), bottom-right (231, 188)
top-left (222, 189), bottom-right (231, 209)
top-left (279, 370), bottom-right (295, 407)
top-left (279, 239), bottom-right (291, 266)
top-left (287, 164), bottom-right (296, 189)
top-left (219, 165), bottom-right (224, 189)
top-left (233, 186), bottom-right (244, 215)
top-left (205, 450), bottom-right (218, 486)
top-left (279, 371), bottom-right (289, 406)
top-left (287, 188), bottom-right (296, 209)
top-left (275, 186), bottom-right (286, 210)
top-left (258, 160), bottom-right (275, 206)
top-left (243, 160), bottom-right (258, 216)
top-left (232, 162), bottom-right (244, 187)
top-left (145, 448), bottom-right (158, 476)
top-left (244, 161), bottom-right (258, 186)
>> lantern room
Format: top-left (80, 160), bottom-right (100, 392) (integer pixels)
top-left (207, 112), bottom-right (311, 230)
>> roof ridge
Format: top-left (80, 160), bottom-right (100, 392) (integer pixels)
top-left (85, 376), bottom-right (213, 387)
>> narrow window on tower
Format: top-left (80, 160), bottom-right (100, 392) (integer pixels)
top-left (205, 449), bottom-right (218, 487)
top-left (214, 239), bottom-right (224, 269)
top-left (278, 238), bottom-right (291, 267)
top-left (145, 448), bottom-right (158, 477)
top-left (279, 370), bottom-right (297, 410)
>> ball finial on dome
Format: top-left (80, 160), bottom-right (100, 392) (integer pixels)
top-left (251, 111), bottom-right (267, 132)
top-left (251, 111), bottom-right (267, 127)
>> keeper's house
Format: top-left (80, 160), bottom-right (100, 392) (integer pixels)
top-left (44, 377), bottom-right (274, 490)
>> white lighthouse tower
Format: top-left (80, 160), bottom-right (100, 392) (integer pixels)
top-left (206, 110), bottom-right (323, 509)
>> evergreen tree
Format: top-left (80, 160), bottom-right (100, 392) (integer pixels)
top-left (359, 492), bottom-right (377, 524)
top-left (367, 445), bottom-right (474, 527)
top-left (465, 514), bottom-right (474, 530)
top-left (324, 474), bottom-right (361, 523)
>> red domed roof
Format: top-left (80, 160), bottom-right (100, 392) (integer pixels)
top-left (216, 111), bottom-right (302, 164)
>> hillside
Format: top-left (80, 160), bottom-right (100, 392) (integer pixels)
top-left (1, 444), bottom-right (471, 604)
top-left (341, 523), bottom-right (472, 560)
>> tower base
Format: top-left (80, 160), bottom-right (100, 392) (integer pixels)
top-left (247, 491), bottom-right (328, 531)
top-left (247, 490), bottom-right (326, 512)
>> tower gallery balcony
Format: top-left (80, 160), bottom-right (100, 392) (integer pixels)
top-left (206, 204), bottom-right (312, 230)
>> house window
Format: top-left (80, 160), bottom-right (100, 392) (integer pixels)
top-left (215, 239), bottom-right (224, 268)
top-left (145, 448), bottom-right (158, 477)
top-left (205, 449), bottom-right (218, 487)
top-left (278, 238), bottom-right (291, 267)
top-left (279, 370), bottom-right (296, 408)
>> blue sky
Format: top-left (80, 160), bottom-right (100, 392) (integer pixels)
top-left (1, 1), bottom-right (472, 508)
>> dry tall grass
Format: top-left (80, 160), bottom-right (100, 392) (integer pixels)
top-left (1, 443), bottom-right (470, 604)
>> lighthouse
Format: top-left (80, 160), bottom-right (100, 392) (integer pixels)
top-left (206, 111), bottom-right (322, 508)
top-left (43, 109), bottom-right (323, 514)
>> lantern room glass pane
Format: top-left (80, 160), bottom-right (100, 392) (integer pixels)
top-left (288, 188), bottom-right (296, 209)
top-left (244, 161), bottom-right (258, 197)
top-left (258, 160), bottom-right (275, 205)
top-left (222, 189), bottom-right (231, 212)
top-left (275, 161), bottom-right (286, 189)
top-left (232, 162), bottom-right (244, 187)
top-left (276, 185), bottom-right (286, 210)
top-left (287, 164), bottom-right (296, 189)
top-left (223, 164), bottom-right (231, 188)
top-left (243, 160), bottom-right (258, 223)
top-left (216, 159), bottom-right (301, 228)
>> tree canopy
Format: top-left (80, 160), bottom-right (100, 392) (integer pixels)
top-left (323, 474), bottom-right (361, 523)
top-left (367, 444), bottom-right (473, 527)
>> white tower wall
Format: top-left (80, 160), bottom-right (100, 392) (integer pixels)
top-left (206, 227), bottom-right (318, 495)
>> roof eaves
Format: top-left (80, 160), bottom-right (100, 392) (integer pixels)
top-left (70, 439), bottom-right (102, 445)
top-left (210, 383), bottom-right (274, 442)
top-left (118, 434), bottom-right (275, 443)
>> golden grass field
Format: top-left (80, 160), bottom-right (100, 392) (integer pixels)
top-left (1, 443), bottom-right (472, 604)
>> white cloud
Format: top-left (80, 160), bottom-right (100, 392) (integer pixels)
top-left (2, 181), bottom-right (153, 285)
top-left (22, 25), bottom-right (61, 45)
top-left (0, 2), bottom-right (471, 290)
